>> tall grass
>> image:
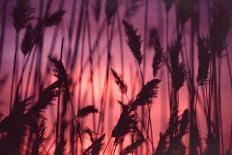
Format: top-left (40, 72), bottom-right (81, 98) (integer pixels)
top-left (0, 0), bottom-right (231, 155)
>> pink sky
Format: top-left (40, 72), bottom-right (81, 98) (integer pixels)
top-left (0, 0), bottom-right (231, 153)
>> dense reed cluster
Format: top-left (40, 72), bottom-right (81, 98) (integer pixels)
top-left (0, 0), bottom-right (231, 154)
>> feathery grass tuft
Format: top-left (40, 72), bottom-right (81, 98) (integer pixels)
top-left (209, 1), bottom-right (231, 56)
top-left (150, 28), bottom-right (162, 77)
top-left (179, 109), bottom-right (190, 137)
top-left (94, 0), bottom-right (101, 22)
top-left (21, 23), bottom-right (35, 56)
top-left (169, 38), bottom-right (182, 69)
top-left (77, 105), bottom-right (98, 118)
top-left (120, 128), bottom-right (145, 155)
top-left (31, 118), bottom-right (47, 155)
top-left (197, 35), bottom-right (210, 85)
top-left (132, 79), bottom-right (160, 109)
top-left (112, 110), bottom-right (137, 138)
top-left (105, 0), bottom-right (118, 25)
top-left (168, 38), bottom-right (186, 92)
top-left (111, 68), bottom-right (128, 94)
top-left (12, 0), bottom-right (34, 32)
top-left (49, 56), bottom-right (68, 84)
top-left (163, 0), bottom-right (174, 12)
top-left (123, 20), bottom-right (142, 65)
top-left (83, 134), bottom-right (105, 155)
top-left (44, 10), bottom-right (66, 27)
top-left (155, 109), bottom-right (189, 155)
top-left (176, 0), bottom-right (196, 26)
top-left (124, 0), bottom-right (144, 18)
top-left (171, 63), bottom-right (186, 92)
top-left (26, 81), bottom-right (60, 120)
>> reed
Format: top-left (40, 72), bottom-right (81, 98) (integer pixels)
top-left (0, 0), bottom-right (231, 154)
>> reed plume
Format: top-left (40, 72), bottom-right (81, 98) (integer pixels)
top-left (209, 0), bottom-right (231, 56)
top-left (124, 0), bottom-right (144, 18)
top-left (150, 28), bottom-right (162, 77)
top-left (0, 0), bottom-right (231, 154)
top-left (197, 35), bottom-right (210, 85)
top-left (120, 128), bottom-right (145, 155)
top-left (83, 134), bottom-right (105, 155)
top-left (111, 68), bottom-right (128, 94)
top-left (77, 105), bottom-right (98, 118)
top-left (168, 38), bottom-right (186, 92)
top-left (163, 0), bottom-right (174, 12)
top-left (0, 96), bottom-right (33, 155)
top-left (176, 0), bottom-right (196, 27)
top-left (10, 0), bottom-right (34, 113)
top-left (122, 20), bottom-right (142, 65)
top-left (105, 0), bottom-right (118, 25)
top-left (155, 109), bottom-right (189, 155)
top-left (21, 23), bottom-right (35, 56)
top-left (26, 81), bottom-right (60, 119)
top-left (44, 10), bottom-right (66, 27)
top-left (132, 79), bottom-right (160, 110)
top-left (31, 118), bottom-right (47, 155)
top-left (49, 56), bottom-right (68, 85)
top-left (112, 109), bottom-right (137, 139)
top-left (94, 0), bottom-right (101, 22)
top-left (12, 0), bottom-right (34, 32)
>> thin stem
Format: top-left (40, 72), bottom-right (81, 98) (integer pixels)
top-left (15, 48), bottom-right (33, 96)
top-left (10, 31), bottom-right (19, 113)
top-left (24, 47), bottom-right (37, 98)
top-left (103, 136), bottom-right (112, 155)
top-left (112, 144), bottom-right (117, 155)
top-left (55, 38), bottom-right (64, 151)
top-left (225, 47), bottom-right (232, 89)
top-left (138, 64), bottom-right (144, 86)
top-left (0, 0), bottom-right (7, 71)
top-left (86, 10), bottom-right (96, 132)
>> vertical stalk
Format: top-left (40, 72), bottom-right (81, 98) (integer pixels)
top-left (55, 39), bottom-right (64, 154)
top-left (116, 12), bottom-right (125, 152)
top-left (86, 8), bottom-right (96, 132)
top-left (97, 17), bottom-right (115, 135)
top-left (143, 0), bottom-right (148, 81)
top-left (76, 6), bottom-right (87, 152)
top-left (0, 0), bottom-right (7, 71)
top-left (10, 31), bottom-right (19, 113)
top-left (24, 47), bottom-right (37, 98)
top-left (71, 0), bottom-right (85, 70)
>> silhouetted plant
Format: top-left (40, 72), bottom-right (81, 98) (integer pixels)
top-left (94, 0), bottom-right (101, 22)
top-left (155, 109), bottom-right (189, 155)
top-left (132, 79), bottom-right (160, 110)
top-left (12, 0), bottom-right (34, 32)
top-left (150, 28), bottom-right (163, 77)
top-left (105, 0), bottom-right (118, 25)
top-left (83, 134), bottom-right (105, 155)
top-left (197, 35), bottom-right (210, 85)
top-left (111, 68), bottom-right (128, 94)
top-left (123, 20), bottom-right (142, 65)
top-left (209, 0), bottom-right (231, 56)
top-left (120, 128), bottom-right (145, 155)
top-left (77, 105), bottom-right (98, 118)
top-left (44, 10), bottom-right (66, 27)
top-left (163, 0), bottom-right (174, 12)
top-left (21, 23), bottom-right (34, 56)
top-left (112, 109), bottom-right (137, 139)
top-left (0, 0), bottom-right (231, 154)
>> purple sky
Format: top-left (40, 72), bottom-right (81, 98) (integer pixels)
top-left (0, 0), bottom-right (231, 153)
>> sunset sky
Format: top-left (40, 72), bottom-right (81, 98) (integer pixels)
top-left (0, 0), bottom-right (231, 154)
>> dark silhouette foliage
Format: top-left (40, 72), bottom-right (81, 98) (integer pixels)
top-left (77, 105), bottom-right (98, 118)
